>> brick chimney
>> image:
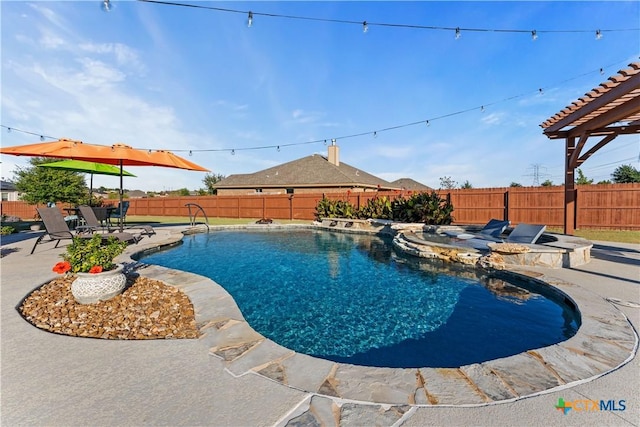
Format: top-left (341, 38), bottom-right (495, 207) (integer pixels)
top-left (328, 139), bottom-right (339, 166)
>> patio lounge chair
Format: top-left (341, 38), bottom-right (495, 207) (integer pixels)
top-left (31, 207), bottom-right (140, 255)
top-left (76, 205), bottom-right (111, 234)
top-left (77, 205), bottom-right (155, 236)
top-left (456, 222), bottom-right (547, 251)
top-left (444, 219), bottom-right (510, 240)
top-left (108, 201), bottom-right (130, 226)
top-left (505, 223), bottom-right (547, 244)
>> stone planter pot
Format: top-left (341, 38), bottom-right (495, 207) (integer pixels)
top-left (71, 264), bottom-right (127, 304)
top-left (30, 223), bottom-right (42, 231)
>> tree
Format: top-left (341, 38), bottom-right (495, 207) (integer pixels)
top-left (541, 179), bottom-right (554, 187)
top-left (611, 164), bottom-right (640, 183)
top-left (597, 179), bottom-right (612, 185)
top-left (575, 168), bottom-right (593, 185)
top-left (203, 173), bottom-right (226, 194)
top-left (460, 180), bottom-right (473, 189)
top-left (13, 157), bottom-right (86, 205)
top-left (509, 182), bottom-right (523, 187)
top-left (439, 176), bottom-right (457, 190)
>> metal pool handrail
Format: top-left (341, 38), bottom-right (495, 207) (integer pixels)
top-left (185, 203), bottom-right (209, 232)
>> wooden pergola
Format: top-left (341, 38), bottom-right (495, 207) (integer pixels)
top-left (540, 62), bottom-right (640, 235)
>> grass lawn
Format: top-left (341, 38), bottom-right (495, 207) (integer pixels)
top-left (546, 228), bottom-right (639, 244)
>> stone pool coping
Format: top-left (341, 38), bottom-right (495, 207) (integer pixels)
top-left (317, 218), bottom-right (593, 268)
top-left (122, 224), bottom-right (638, 407)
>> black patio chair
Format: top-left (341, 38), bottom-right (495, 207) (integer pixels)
top-left (30, 207), bottom-right (140, 255)
top-left (108, 201), bottom-right (130, 227)
top-left (78, 205), bottom-right (155, 237)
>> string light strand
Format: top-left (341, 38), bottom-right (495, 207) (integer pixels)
top-left (1, 60), bottom-right (633, 154)
top-left (1, 125), bottom-right (56, 141)
top-left (136, 0), bottom-right (639, 36)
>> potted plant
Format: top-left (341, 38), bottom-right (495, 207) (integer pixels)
top-left (53, 234), bottom-right (128, 304)
top-left (30, 211), bottom-right (42, 231)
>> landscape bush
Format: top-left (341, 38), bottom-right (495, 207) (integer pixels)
top-left (1, 225), bottom-right (16, 235)
top-left (315, 192), bottom-right (454, 225)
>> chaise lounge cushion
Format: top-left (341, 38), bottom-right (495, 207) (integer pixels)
top-left (445, 219), bottom-right (510, 240)
top-left (506, 223), bottom-right (547, 244)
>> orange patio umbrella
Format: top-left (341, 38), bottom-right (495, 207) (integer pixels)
top-left (0, 138), bottom-right (210, 230)
top-left (0, 138), bottom-right (208, 169)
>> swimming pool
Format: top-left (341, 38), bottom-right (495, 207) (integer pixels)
top-left (140, 229), bottom-right (580, 368)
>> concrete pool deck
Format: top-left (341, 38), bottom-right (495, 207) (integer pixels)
top-left (1, 225), bottom-right (638, 426)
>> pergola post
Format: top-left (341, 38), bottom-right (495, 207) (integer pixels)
top-left (564, 137), bottom-right (576, 235)
top-left (540, 62), bottom-right (640, 236)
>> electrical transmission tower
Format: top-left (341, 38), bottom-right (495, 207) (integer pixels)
top-left (524, 164), bottom-right (550, 186)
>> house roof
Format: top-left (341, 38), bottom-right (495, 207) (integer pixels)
top-left (1, 180), bottom-right (17, 191)
top-left (127, 190), bottom-right (148, 198)
top-left (214, 154), bottom-right (399, 190)
top-left (389, 178), bottom-right (432, 191)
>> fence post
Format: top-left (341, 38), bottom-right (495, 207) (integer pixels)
top-left (289, 195), bottom-right (294, 220)
top-left (504, 190), bottom-right (509, 222)
top-left (574, 188), bottom-right (579, 230)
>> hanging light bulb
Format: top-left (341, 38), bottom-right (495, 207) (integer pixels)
top-left (425, 120), bottom-right (430, 127)
top-left (7, 127), bottom-right (11, 133)
top-left (247, 11), bottom-right (253, 28)
top-left (323, 139), bottom-right (327, 145)
top-left (231, 149), bottom-right (236, 155)
top-left (189, 150), bottom-right (193, 156)
top-left (600, 68), bottom-right (604, 75)
top-left (531, 30), bottom-right (538, 41)
top-left (277, 146), bottom-right (280, 152)
top-left (40, 135), bottom-right (45, 141)
top-left (539, 88), bottom-right (543, 94)
top-left (455, 27), bottom-right (461, 40)
top-left (331, 138), bottom-right (337, 145)
top-left (373, 131), bottom-right (377, 138)
top-left (101, 0), bottom-right (113, 12)
top-left (595, 30), bottom-right (602, 40)
top-left (362, 21), bottom-right (368, 33)
top-left (480, 106), bottom-right (485, 112)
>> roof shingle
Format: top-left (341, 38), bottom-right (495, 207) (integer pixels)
top-left (215, 154), bottom-right (398, 189)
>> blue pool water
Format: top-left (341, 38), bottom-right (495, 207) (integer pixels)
top-left (139, 229), bottom-right (579, 368)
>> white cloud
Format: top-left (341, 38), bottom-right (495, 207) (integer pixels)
top-left (289, 109), bottom-right (325, 124)
top-left (481, 112), bottom-right (504, 125)
top-left (78, 42), bottom-right (145, 74)
top-left (39, 31), bottom-right (65, 49)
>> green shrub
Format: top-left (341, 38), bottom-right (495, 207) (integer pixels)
top-left (392, 192), bottom-right (454, 224)
top-left (358, 196), bottom-right (393, 219)
top-left (314, 196), bottom-right (357, 220)
top-left (1, 225), bottom-right (16, 235)
top-left (61, 234), bottom-right (127, 273)
top-left (315, 192), bottom-right (454, 224)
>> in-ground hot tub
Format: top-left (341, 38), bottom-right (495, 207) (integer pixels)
top-left (393, 224), bottom-right (592, 269)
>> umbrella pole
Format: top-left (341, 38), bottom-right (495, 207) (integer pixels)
top-left (119, 160), bottom-right (124, 232)
top-left (89, 173), bottom-right (93, 205)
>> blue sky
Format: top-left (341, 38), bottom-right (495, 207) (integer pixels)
top-left (2, 1), bottom-right (639, 192)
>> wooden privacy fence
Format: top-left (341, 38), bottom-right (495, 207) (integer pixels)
top-left (2, 183), bottom-right (638, 230)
